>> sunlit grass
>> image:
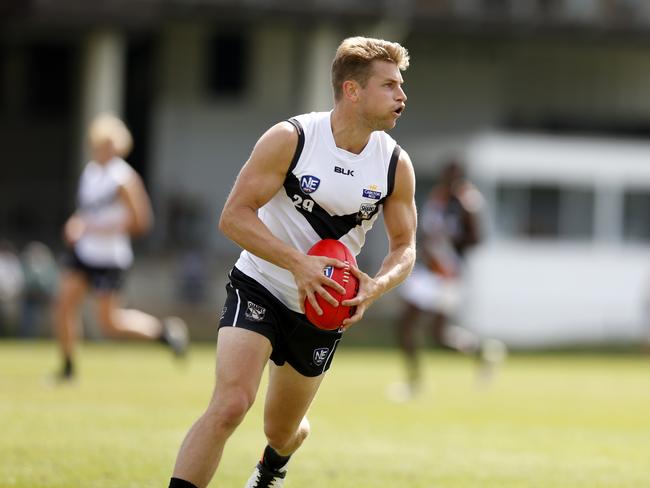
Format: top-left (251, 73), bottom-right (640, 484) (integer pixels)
top-left (1, 341), bottom-right (649, 487)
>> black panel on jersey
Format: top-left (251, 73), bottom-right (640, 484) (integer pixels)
top-left (284, 173), bottom-right (386, 240)
top-left (386, 144), bottom-right (401, 197)
top-left (286, 118), bottom-right (305, 174)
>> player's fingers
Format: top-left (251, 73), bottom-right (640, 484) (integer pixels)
top-left (306, 291), bottom-right (323, 315)
top-left (325, 257), bottom-right (347, 268)
top-left (342, 306), bottom-right (364, 327)
top-left (341, 294), bottom-right (364, 307)
top-left (298, 289), bottom-right (306, 313)
top-left (347, 264), bottom-right (363, 277)
top-left (316, 285), bottom-right (339, 307)
top-left (322, 276), bottom-right (346, 295)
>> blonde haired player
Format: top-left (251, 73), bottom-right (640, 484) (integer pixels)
top-left (169, 36), bottom-right (417, 488)
top-left (53, 113), bottom-right (188, 381)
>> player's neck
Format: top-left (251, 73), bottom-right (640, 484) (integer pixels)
top-left (330, 106), bottom-right (372, 155)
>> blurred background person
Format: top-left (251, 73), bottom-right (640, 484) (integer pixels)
top-left (18, 241), bottom-right (58, 338)
top-left (52, 113), bottom-right (189, 381)
top-left (390, 160), bottom-right (506, 400)
top-left (0, 239), bottom-right (25, 336)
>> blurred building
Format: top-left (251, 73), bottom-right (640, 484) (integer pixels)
top-left (3, 0), bottom-right (650, 344)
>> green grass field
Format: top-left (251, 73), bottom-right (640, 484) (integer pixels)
top-left (1, 341), bottom-right (650, 488)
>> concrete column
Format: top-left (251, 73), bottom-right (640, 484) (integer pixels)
top-left (301, 25), bottom-right (339, 113)
top-left (79, 29), bottom-right (126, 164)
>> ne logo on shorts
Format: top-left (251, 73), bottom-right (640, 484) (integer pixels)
top-left (313, 347), bottom-right (330, 366)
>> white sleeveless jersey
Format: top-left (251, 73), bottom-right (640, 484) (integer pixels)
top-left (74, 157), bottom-right (134, 268)
top-left (235, 111), bottom-right (401, 312)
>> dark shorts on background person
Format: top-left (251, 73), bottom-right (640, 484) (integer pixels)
top-left (218, 267), bottom-right (343, 377)
top-left (62, 249), bottom-right (126, 291)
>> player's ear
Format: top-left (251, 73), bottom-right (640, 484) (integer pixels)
top-left (342, 80), bottom-right (361, 102)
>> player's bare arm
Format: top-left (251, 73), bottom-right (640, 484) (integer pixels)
top-left (219, 122), bottom-right (346, 313)
top-left (117, 173), bottom-right (154, 236)
top-left (342, 149), bottom-right (417, 327)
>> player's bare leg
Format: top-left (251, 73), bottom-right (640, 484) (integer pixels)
top-left (387, 302), bottom-right (421, 401)
top-left (95, 293), bottom-right (189, 356)
top-left (398, 303), bottom-right (422, 390)
top-left (172, 327), bottom-right (272, 488)
top-left (53, 271), bottom-right (88, 379)
top-left (244, 362), bottom-right (324, 487)
top-left (431, 313), bottom-right (507, 384)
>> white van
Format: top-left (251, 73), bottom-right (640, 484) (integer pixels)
top-left (460, 133), bottom-right (650, 348)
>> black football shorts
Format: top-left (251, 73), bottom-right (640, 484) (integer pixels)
top-left (218, 267), bottom-right (344, 377)
top-left (63, 249), bottom-right (126, 291)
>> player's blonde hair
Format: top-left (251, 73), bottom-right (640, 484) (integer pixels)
top-left (331, 36), bottom-right (410, 101)
top-left (88, 113), bottom-right (133, 157)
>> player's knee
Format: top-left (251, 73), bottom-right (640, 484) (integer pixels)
top-left (206, 390), bottom-right (255, 433)
top-left (96, 309), bottom-right (118, 335)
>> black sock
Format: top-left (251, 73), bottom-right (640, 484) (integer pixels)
top-left (168, 477), bottom-right (198, 488)
top-left (261, 445), bottom-right (291, 471)
top-left (62, 357), bottom-right (74, 378)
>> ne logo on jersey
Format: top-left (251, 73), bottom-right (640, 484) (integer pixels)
top-left (313, 347), bottom-right (330, 367)
top-left (323, 265), bottom-right (334, 279)
top-left (300, 175), bottom-right (321, 194)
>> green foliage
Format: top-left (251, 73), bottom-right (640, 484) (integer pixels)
top-left (1, 342), bottom-right (649, 487)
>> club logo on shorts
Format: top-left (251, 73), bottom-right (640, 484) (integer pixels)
top-left (323, 265), bottom-right (334, 278)
top-left (357, 203), bottom-right (377, 222)
top-left (300, 175), bottom-right (321, 194)
top-left (313, 347), bottom-right (330, 367)
top-left (245, 301), bottom-right (266, 322)
top-left (220, 306), bottom-right (228, 320)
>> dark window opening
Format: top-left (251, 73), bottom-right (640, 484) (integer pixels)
top-left (623, 191), bottom-right (650, 242)
top-left (25, 44), bottom-right (74, 116)
top-left (496, 183), bottom-right (594, 239)
top-left (206, 32), bottom-right (248, 97)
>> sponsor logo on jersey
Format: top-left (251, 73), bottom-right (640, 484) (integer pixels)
top-left (245, 301), bottom-right (266, 322)
top-left (300, 175), bottom-right (321, 194)
top-left (323, 265), bottom-right (334, 278)
top-left (334, 166), bottom-right (354, 176)
top-left (313, 347), bottom-right (330, 367)
top-left (362, 188), bottom-right (382, 200)
top-left (357, 203), bottom-right (377, 221)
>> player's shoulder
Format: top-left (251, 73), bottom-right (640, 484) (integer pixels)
top-left (107, 157), bottom-right (138, 186)
top-left (258, 121), bottom-right (299, 154)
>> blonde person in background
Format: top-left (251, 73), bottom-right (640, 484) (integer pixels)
top-left (53, 113), bottom-right (188, 381)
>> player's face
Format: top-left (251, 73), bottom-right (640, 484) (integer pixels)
top-left (358, 60), bottom-right (407, 131)
top-left (91, 138), bottom-right (116, 164)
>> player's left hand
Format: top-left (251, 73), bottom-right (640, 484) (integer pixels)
top-left (340, 265), bottom-right (381, 330)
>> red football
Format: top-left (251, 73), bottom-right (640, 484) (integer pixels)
top-left (304, 239), bottom-right (359, 330)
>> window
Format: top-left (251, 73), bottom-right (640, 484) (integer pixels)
top-left (623, 190), bottom-right (650, 242)
top-left (206, 32), bottom-right (248, 97)
top-left (25, 43), bottom-right (74, 116)
top-left (0, 46), bottom-right (5, 112)
top-left (496, 183), bottom-right (594, 239)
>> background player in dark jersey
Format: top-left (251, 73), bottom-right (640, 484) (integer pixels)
top-left (391, 160), bottom-right (506, 401)
top-left (53, 114), bottom-right (188, 381)
top-left (168, 37), bottom-right (417, 488)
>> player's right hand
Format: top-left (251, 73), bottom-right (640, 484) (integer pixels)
top-left (291, 254), bottom-right (346, 315)
top-left (63, 215), bottom-right (86, 246)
